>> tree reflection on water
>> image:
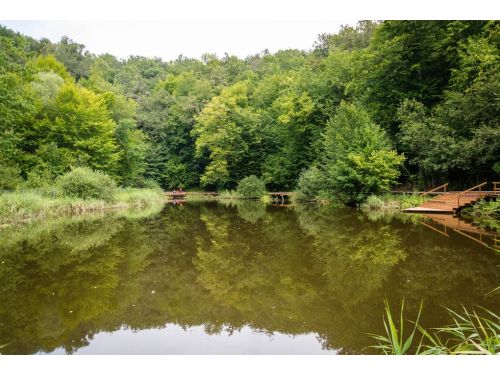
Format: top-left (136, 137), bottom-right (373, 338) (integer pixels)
top-left (0, 202), bottom-right (497, 354)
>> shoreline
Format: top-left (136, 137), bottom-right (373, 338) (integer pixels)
top-left (0, 188), bottom-right (165, 227)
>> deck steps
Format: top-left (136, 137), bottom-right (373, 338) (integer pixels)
top-left (403, 191), bottom-right (490, 213)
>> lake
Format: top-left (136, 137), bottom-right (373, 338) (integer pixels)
top-left (0, 201), bottom-right (498, 354)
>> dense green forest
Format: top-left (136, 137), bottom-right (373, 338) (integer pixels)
top-left (1, 21), bottom-right (498, 203)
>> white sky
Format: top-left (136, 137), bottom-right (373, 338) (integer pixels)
top-left (1, 0), bottom-right (498, 62)
top-left (0, 20), bottom-right (355, 61)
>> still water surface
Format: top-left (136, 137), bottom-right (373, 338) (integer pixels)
top-left (0, 201), bottom-right (498, 354)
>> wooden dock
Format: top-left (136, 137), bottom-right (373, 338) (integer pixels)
top-left (267, 192), bottom-right (295, 203)
top-left (403, 182), bottom-right (499, 214)
top-left (165, 191), bottom-right (219, 199)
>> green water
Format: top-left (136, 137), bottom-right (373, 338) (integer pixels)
top-left (0, 201), bottom-right (498, 354)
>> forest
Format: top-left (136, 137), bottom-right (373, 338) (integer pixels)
top-left (0, 21), bottom-right (499, 204)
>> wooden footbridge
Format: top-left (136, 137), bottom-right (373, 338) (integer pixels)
top-left (267, 192), bottom-right (295, 203)
top-left (402, 181), bottom-right (500, 214)
top-left (165, 191), bottom-right (295, 202)
top-left (165, 191), bottom-right (219, 199)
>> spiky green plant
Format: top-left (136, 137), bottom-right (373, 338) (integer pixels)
top-left (367, 299), bottom-right (423, 354)
top-left (368, 301), bottom-right (500, 355)
top-left (418, 307), bottom-right (500, 355)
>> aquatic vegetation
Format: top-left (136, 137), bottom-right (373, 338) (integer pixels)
top-left (0, 188), bottom-right (164, 225)
top-left (217, 190), bottom-right (241, 200)
top-left (360, 194), bottom-right (430, 211)
top-left (368, 299), bottom-right (423, 355)
top-left (368, 301), bottom-right (500, 355)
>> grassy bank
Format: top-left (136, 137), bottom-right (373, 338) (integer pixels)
top-left (462, 199), bottom-right (500, 231)
top-left (0, 188), bottom-right (165, 226)
top-left (360, 193), bottom-right (431, 211)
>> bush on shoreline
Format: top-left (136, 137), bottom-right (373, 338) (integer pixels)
top-left (0, 167), bottom-right (165, 225)
top-left (56, 167), bottom-right (118, 202)
top-left (236, 175), bottom-right (266, 199)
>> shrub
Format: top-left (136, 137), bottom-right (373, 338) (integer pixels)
top-left (295, 166), bottom-right (325, 201)
top-left (360, 193), bottom-right (430, 211)
top-left (320, 102), bottom-right (405, 204)
top-left (0, 164), bottom-right (23, 190)
top-left (236, 175), bottom-right (266, 199)
top-left (24, 168), bottom-right (54, 189)
top-left (463, 199), bottom-right (500, 231)
top-left (361, 195), bottom-right (385, 210)
top-left (56, 167), bottom-right (117, 202)
top-left (134, 178), bottom-right (162, 191)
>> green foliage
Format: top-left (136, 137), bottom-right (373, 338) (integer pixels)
top-left (24, 168), bottom-right (54, 189)
top-left (42, 36), bottom-right (93, 79)
top-left (0, 164), bottom-right (23, 190)
top-left (462, 199), bottom-right (500, 231)
top-left (360, 194), bottom-right (430, 211)
top-left (358, 21), bottom-right (488, 133)
top-left (114, 119), bottom-right (149, 186)
top-left (236, 175), bottom-right (266, 199)
top-left (38, 82), bottom-right (119, 172)
top-left (133, 178), bottom-right (162, 190)
top-left (368, 299), bottom-right (423, 355)
top-left (0, 187), bottom-right (163, 225)
top-left (369, 301), bottom-right (500, 355)
top-left (314, 21), bottom-right (379, 54)
top-left (193, 81), bottom-right (256, 188)
top-left (360, 195), bottom-right (386, 210)
top-left (0, 21), bottom-right (498, 197)
top-left (113, 188), bottom-right (164, 207)
top-left (0, 190), bottom-right (103, 224)
top-left (320, 102), bottom-right (405, 203)
top-left (56, 167), bottom-right (117, 202)
top-left (33, 55), bottom-right (72, 81)
top-left (216, 189), bottom-right (240, 200)
top-left (294, 166), bottom-right (326, 201)
top-left (31, 71), bottom-right (64, 105)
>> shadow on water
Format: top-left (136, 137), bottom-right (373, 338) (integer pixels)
top-left (0, 201), bottom-right (498, 354)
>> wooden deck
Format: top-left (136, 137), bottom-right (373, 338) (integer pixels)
top-left (165, 191), bottom-right (219, 198)
top-left (403, 182), bottom-right (499, 214)
top-left (267, 192), bottom-right (295, 203)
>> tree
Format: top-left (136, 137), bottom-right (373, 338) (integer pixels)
top-left (357, 21), bottom-right (489, 135)
top-left (34, 81), bottom-right (119, 173)
top-left (114, 119), bottom-right (149, 186)
top-left (192, 81), bottom-right (257, 188)
top-left (319, 102), bottom-right (405, 203)
top-left (44, 36), bottom-right (93, 80)
top-left (314, 21), bottom-right (379, 55)
top-left (397, 99), bottom-right (457, 184)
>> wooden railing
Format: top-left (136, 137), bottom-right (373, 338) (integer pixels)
top-left (457, 181), bottom-right (487, 206)
top-left (493, 182), bottom-right (500, 193)
top-left (460, 181), bottom-right (487, 194)
top-left (420, 183), bottom-right (448, 196)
